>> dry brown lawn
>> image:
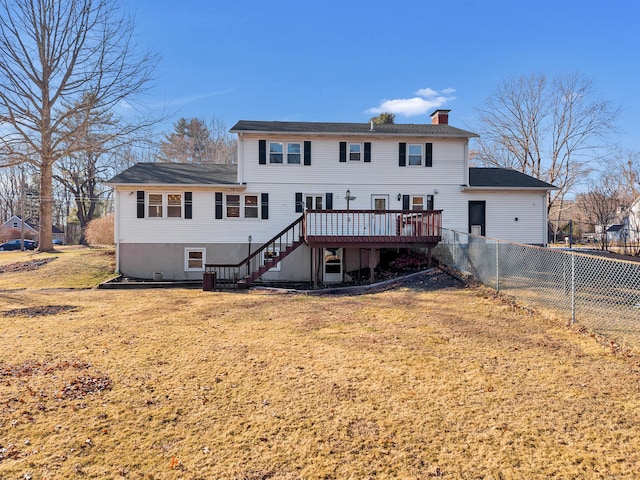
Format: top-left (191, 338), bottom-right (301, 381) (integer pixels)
top-left (1, 250), bottom-right (640, 479)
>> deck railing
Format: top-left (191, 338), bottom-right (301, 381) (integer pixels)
top-left (304, 209), bottom-right (442, 244)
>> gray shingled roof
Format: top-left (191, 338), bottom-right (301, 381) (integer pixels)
top-left (231, 120), bottom-right (478, 138)
top-left (469, 168), bottom-right (556, 189)
top-left (106, 163), bottom-right (239, 185)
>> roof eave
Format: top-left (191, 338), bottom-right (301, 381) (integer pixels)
top-left (461, 185), bottom-right (558, 191)
top-left (107, 182), bottom-right (244, 188)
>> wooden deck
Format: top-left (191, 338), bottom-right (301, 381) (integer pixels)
top-left (304, 209), bottom-right (442, 248)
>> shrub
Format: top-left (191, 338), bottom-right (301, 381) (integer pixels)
top-left (84, 213), bottom-right (114, 246)
top-left (0, 226), bottom-right (37, 242)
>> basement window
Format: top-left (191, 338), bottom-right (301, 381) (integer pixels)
top-left (185, 248), bottom-right (206, 271)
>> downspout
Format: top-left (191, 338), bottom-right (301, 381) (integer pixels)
top-left (542, 190), bottom-right (549, 246)
top-left (114, 189), bottom-right (120, 273)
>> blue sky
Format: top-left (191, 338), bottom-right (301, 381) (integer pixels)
top-left (127, 0), bottom-right (640, 151)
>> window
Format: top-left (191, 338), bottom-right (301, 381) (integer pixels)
top-left (148, 193), bottom-right (163, 217)
top-left (262, 246), bottom-right (281, 271)
top-left (287, 143), bottom-right (301, 164)
top-left (244, 195), bottom-right (259, 218)
top-left (167, 194), bottom-right (182, 217)
top-left (185, 248), bottom-right (206, 271)
top-left (269, 142), bottom-right (284, 163)
top-left (305, 195), bottom-right (323, 210)
top-left (225, 194), bottom-right (261, 219)
top-left (13, 222), bottom-right (18, 228)
top-left (349, 143), bottom-right (361, 161)
top-left (408, 144), bottom-right (423, 166)
top-left (226, 194), bottom-right (240, 218)
top-left (146, 193), bottom-right (184, 218)
top-left (410, 195), bottom-right (434, 211)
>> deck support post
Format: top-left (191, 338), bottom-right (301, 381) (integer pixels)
top-left (369, 248), bottom-right (376, 284)
top-left (312, 247), bottom-right (318, 289)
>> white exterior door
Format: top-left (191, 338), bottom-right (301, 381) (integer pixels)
top-left (323, 248), bottom-right (343, 283)
top-left (371, 195), bottom-right (390, 235)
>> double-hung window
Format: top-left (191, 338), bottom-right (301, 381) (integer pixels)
top-left (226, 194), bottom-right (260, 219)
top-left (269, 142), bottom-right (284, 163)
top-left (185, 248), bottom-right (206, 271)
top-left (305, 195), bottom-right (323, 210)
top-left (410, 194), bottom-right (435, 211)
top-left (287, 143), bottom-right (301, 164)
top-left (408, 144), bottom-right (423, 166)
top-left (349, 143), bottom-right (361, 161)
top-left (167, 194), bottom-right (182, 217)
top-left (244, 195), bottom-right (259, 218)
top-left (148, 193), bottom-right (164, 218)
top-left (147, 193), bottom-right (183, 218)
top-left (262, 246), bottom-right (281, 271)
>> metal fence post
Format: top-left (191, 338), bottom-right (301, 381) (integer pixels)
top-left (571, 253), bottom-right (576, 325)
top-left (496, 241), bottom-right (500, 292)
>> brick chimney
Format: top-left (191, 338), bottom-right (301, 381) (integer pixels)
top-left (430, 109), bottom-right (450, 125)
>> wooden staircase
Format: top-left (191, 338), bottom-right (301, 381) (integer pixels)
top-left (205, 215), bottom-right (305, 290)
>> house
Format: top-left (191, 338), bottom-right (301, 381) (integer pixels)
top-left (107, 110), bottom-right (556, 287)
top-left (1, 215), bottom-right (65, 243)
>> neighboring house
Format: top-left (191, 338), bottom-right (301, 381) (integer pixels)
top-left (606, 224), bottom-right (627, 244)
top-left (107, 110), bottom-right (556, 286)
top-left (2, 215), bottom-right (39, 238)
top-left (1, 215), bottom-right (65, 243)
top-left (626, 196), bottom-right (640, 244)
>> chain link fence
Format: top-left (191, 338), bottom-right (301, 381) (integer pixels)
top-left (434, 229), bottom-right (640, 351)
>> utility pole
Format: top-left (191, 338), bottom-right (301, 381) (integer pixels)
top-left (19, 166), bottom-right (25, 250)
top-left (569, 219), bottom-right (573, 249)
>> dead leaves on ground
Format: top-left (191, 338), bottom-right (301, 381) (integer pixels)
top-left (0, 257), bottom-right (56, 274)
top-left (2, 305), bottom-right (79, 317)
top-left (0, 358), bottom-right (112, 424)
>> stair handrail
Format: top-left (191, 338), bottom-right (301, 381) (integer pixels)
top-left (205, 214), bottom-right (305, 270)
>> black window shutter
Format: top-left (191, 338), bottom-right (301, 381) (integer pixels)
top-left (425, 143), bottom-right (433, 167)
top-left (137, 191), bottom-right (145, 218)
top-left (339, 142), bottom-right (347, 162)
top-left (304, 141), bottom-right (311, 166)
top-left (325, 192), bottom-right (333, 210)
top-left (259, 139), bottom-right (266, 165)
top-left (261, 193), bottom-right (269, 219)
top-left (185, 192), bottom-right (193, 219)
top-left (215, 192), bottom-right (223, 219)
top-left (427, 195), bottom-right (434, 210)
top-left (402, 194), bottom-right (410, 210)
top-left (399, 142), bottom-right (406, 167)
top-left (364, 142), bottom-right (371, 163)
top-left (295, 192), bottom-right (303, 213)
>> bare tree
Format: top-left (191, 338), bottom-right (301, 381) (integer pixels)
top-left (159, 117), bottom-right (236, 164)
top-left (0, 0), bottom-right (157, 251)
top-left (474, 73), bottom-right (618, 223)
top-left (575, 176), bottom-right (622, 251)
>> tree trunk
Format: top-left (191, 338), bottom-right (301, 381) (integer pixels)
top-left (38, 161), bottom-right (53, 251)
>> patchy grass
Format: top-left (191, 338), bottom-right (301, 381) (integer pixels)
top-left (1, 260), bottom-right (640, 478)
top-left (0, 246), bottom-right (115, 290)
